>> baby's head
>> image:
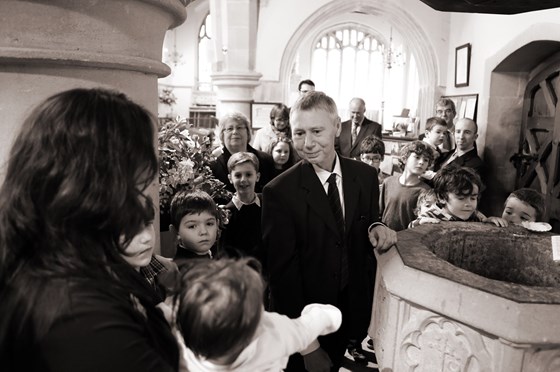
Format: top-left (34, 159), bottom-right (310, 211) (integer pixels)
top-left (169, 190), bottom-right (219, 255)
top-left (415, 189), bottom-right (437, 216)
top-left (227, 152), bottom-right (260, 196)
top-left (359, 135), bottom-right (385, 170)
top-left (433, 166), bottom-right (482, 220)
top-left (175, 257), bottom-right (265, 365)
top-left (502, 188), bottom-right (545, 224)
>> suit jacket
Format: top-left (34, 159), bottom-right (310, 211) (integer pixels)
top-left (439, 147), bottom-right (485, 176)
top-left (262, 158), bottom-right (379, 332)
top-left (335, 117), bottom-right (382, 159)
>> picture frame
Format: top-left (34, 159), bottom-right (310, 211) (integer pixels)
top-left (454, 43), bottom-right (471, 88)
top-left (441, 94), bottom-right (478, 121)
top-left (251, 102), bottom-right (280, 130)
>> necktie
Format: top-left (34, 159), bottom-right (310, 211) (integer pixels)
top-left (351, 124), bottom-right (359, 146)
top-left (327, 173), bottom-right (348, 289)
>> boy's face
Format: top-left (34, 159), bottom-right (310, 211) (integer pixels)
top-left (404, 152), bottom-right (430, 176)
top-left (121, 222), bottom-right (155, 270)
top-left (228, 162), bottom-right (260, 196)
top-left (419, 198), bottom-right (436, 215)
top-left (425, 124), bottom-right (447, 147)
top-left (360, 152), bottom-right (382, 170)
top-left (272, 142), bottom-right (290, 166)
top-left (177, 212), bottom-right (218, 254)
top-left (443, 185), bottom-right (479, 220)
top-left (502, 196), bottom-right (537, 224)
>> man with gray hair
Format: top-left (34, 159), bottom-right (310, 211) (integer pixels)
top-left (336, 97), bottom-right (382, 159)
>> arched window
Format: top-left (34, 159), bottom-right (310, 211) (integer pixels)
top-left (311, 26), bottom-right (419, 126)
top-left (198, 12), bottom-right (213, 91)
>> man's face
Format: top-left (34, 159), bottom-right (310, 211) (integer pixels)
top-left (349, 100), bottom-right (366, 126)
top-left (299, 83), bottom-right (315, 96)
top-left (454, 119), bottom-right (478, 151)
top-left (291, 109), bottom-right (340, 171)
top-left (436, 104), bottom-right (456, 127)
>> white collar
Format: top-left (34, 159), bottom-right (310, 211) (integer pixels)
top-left (311, 154), bottom-right (343, 185)
top-left (232, 193), bottom-right (261, 210)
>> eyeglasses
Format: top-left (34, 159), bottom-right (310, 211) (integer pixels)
top-left (436, 109), bottom-right (454, 115)
top-left (224, 125), bottom-right (247, 133)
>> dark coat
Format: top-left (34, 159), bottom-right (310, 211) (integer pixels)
top-left (262, 158), bottom-right (379, 364)
top-left (335, 117), bottom-right (382, 159)
top-left (439, 147), bottom-right (485, 177)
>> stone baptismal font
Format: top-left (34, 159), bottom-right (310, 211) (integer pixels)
top-left (371, 222), bottom-right (560, 372)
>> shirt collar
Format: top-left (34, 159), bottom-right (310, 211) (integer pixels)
top-left (232, 193), bottom-right (261, 210)
top-left (139, 256), bottom-right (167, 285)
top-left (456, 146), bottom-right (475, 157)
top-left (311, 154), bottom-right (343, 185)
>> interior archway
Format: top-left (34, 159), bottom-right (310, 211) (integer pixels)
top-left (278, 0), bottom-right (439, 123)
top-left (481, 29), bottom-right (560, 216)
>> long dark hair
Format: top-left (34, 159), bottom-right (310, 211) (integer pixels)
top-left (0, 88), bottom-right (161, 359)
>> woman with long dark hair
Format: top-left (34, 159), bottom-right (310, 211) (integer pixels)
top-left (0, 88), bottom-right (178, 371)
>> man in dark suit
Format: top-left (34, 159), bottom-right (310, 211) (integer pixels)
top-left (335, 97), bottom-right (382, 159)
top-left (262, 92), bottom-right (397, 371)
top-left (439, 118), bottom-right (485, 177)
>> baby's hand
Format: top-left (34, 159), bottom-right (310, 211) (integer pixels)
top-left (483, 216), bottom-right (509, 227)
top-left (418, 217), bottom-right (440, 225)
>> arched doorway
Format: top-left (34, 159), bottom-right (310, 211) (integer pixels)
top-left (512, 62), bottom-right (560, 229)
top-left (482, 41), bottom-right (560, 223)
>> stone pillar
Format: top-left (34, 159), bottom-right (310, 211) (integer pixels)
top-left (209, 0), bottom-right (262, 120)
top-left (0, 0), bottom-right (189, 253)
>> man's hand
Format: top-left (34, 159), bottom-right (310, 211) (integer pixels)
top-left (303, 347), bottom-right (332, 372)
top-left (369, 224), bottom-right (397, 254)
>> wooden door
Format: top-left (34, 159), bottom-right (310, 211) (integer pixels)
top-left (513, 64), bottom-right (560, 228)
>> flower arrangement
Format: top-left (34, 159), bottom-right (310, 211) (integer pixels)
top-left (159, 88), bottom-right (177, 106)
top-left (158, 116), bottom-right (231, 226)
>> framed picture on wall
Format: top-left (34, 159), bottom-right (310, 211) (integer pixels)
top-left (441, 94), bottom-right (478, 121)
top-left (251, 102), bottom-right (279, 129)
top-left (455, 43), bottom-right (471, 88)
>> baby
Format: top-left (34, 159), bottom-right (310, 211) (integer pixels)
top-left (171, 258), bottom-right (342, 371)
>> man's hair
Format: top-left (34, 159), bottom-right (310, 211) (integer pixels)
top-left (218, 111), bottom-right (252, 143)
top-left (433, 166), bottom-right (483, 202)
top-left (507, 188), bottom-right (545, 220)
top-left (399, 140), bottom-right (435, 168)
top-left (359, 135), bottom-right (385, 156)
top-left (414, 189), bottom-right (437, 215)
top-left (298, 79), bottom-right (315, 91)
top-left (227, 151), bottom-right (260, 173)
top-left (169, 189), bottom-right (219, 229)
top-left (425, 117), bottom-right (448, 132)
top-left (175, 257), bottom-right (265, 362)
top-left (436, 97), bottom-right (457, 113)
top-left (290, 91), bottom-right (339, 125)
top-left (456, 118), bottom-right (479, 134)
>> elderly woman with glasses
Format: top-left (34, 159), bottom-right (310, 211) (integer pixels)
top-left (209, 111), bottom-right (276, 194)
